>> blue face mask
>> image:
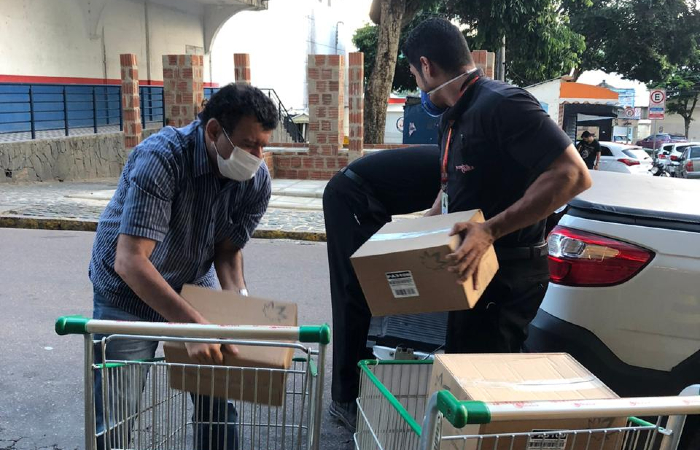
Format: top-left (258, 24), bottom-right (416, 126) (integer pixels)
top-left (421, 90), bottom-right (447, 118)
top-left (419, 68), bottom-right (479, 118)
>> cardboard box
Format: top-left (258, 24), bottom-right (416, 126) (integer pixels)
top-left (429, 353), bottom-right (626, 450)
top-left (351, 210), bottom-right (499, 316)
top-left (163, 285), bottom-right (297, 406)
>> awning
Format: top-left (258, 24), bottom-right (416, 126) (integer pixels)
top-left (577, 113), bottom-right (618, 122)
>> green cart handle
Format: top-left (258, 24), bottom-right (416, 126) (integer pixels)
top-left (436, 391), bottom-right (491, 428)
top-left (55, 315), bottom-right (330, 345)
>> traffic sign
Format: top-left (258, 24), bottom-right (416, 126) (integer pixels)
top-left (649, 89), bottom-right (666, 120)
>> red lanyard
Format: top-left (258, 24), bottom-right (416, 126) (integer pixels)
top-left (441, 75), bottom-right (480, 190)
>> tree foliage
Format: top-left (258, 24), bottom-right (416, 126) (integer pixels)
top-left (568, 0), bottom-right (700, 84)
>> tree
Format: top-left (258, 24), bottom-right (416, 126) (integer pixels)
top-left (444, 0), bottom-right (588, 86)
top-left (362, 0), bottom-right (440, 144)
top-left (568, 0), bottom-right (700, 84)
top-left (352, 9), bottom-right (440, 93)
top-left (661, 64), bottom-right (700, 138)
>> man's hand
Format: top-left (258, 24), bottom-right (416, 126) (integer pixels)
top-left (185, 342), bottom-right (238, 365)
top-left (447, 221), bottom-right (496, 289)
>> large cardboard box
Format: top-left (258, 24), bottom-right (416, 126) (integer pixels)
top-left (429, 354), bottom-right (626, 450)
top-left (351, 210), bottom-right (499, 316)
top-left (163, 285), bottom-right (297, 406)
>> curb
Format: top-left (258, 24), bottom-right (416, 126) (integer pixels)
top-left (0, 215), bottom-right (327, 242)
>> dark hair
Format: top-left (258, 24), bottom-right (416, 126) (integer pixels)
top-left (200, 83), bottom-right (278, 131)
top-left (402, 18), bottom-right (473, 76)
top-left (581, 131), bottom-right (592, 138)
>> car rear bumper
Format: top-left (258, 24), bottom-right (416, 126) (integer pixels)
top-left (525, 309), bottom-right (700, 398)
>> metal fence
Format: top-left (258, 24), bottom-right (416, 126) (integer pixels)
top-left (0, 84), bottom-right (304, 143)
top-left (139, 86), bottom-right (165, 128)
top-left (0, 83), bottom-right (122, 140)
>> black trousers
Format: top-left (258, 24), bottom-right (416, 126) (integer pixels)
top-left (324, 173), bottom-right (389, 403)
top-left (445, 255), bottom-right (550, 353)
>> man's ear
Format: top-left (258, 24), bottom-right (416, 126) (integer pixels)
top-left (420, 56), bottom-right (432, 78)
top-left (205, 118), bottom-right (221, 143)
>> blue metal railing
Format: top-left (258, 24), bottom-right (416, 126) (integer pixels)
top-left (139, 86), bottom-right (165, 128)
top-left (0, 83), bottom-right (122, 138)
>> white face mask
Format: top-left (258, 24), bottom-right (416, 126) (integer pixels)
top-left (215, 145), bottom-right (262, 181)
top-left (214, 127), bottom-right (263, 181)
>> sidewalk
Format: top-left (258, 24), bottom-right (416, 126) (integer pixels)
top-left (0, 179), bottom-right (420, 241)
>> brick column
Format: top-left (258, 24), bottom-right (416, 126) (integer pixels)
top-left (348, 52), bottom-right (364, 160)
top-left (486, 52), bottom-right (496, 79)
top-left (234, 53), bottom-right (251, 84)
top-left (307, 54), bottom-right (344, 160)
top-left (120, 54), bottom-right (142, 148)
top-left (163, 55), bottom-right (204, 127)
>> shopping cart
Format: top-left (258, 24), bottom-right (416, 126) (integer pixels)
top-left (55, 316), bottom-right (330, 450)
top-left (355, 360), bottom-right (700, 450)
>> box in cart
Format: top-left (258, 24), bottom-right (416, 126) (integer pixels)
top-left (163, 285), bottom-right (297, 406)
top-left (429, 353), bottom-right (626, 450)
top-left (350, 210), bottom-right (499, 316)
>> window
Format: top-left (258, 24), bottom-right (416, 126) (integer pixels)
top-left (690, 147), bottom-right (700, 159)
top-left (600, 146), bottom-right (613, 156)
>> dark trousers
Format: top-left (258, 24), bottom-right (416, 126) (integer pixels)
top-left (446, 255), bottom-right (550, 353)
top-left (324, 173), bottom-right (389, 403)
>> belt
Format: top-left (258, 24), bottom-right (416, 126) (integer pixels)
top-left (340, 166), bottom-right (366, 188)
top-left (495, 243), bottom-right (549, 261)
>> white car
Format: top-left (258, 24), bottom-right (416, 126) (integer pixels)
top-left (598, 141), bottom-right (652, 174)
top-left (656, 142), bottom-right (700, 176)
top-left (526, 171), bottom-right (700, 449)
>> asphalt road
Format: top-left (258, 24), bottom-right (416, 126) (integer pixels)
top-left (0, 228), bottom-right (351, 450)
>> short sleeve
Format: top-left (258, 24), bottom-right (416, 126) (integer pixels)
top-left (226, 164), bottom-right (272, 249)
top-left (494, 92), bottom-right (572, 175)
top-left (119, 146), bottom-right (178, 242)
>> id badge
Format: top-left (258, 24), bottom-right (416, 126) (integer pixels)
top-left (441, 191), bottom-right (449, 215)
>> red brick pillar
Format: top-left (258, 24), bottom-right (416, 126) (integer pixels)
top-left (120, 54), bottom-right (142, 148)
top-left (348, 52), bottom-right (364, 160)
top-left (162, 55), bottom-right (204, 127)
top-left (472, 50), bottom-right (496, 79)
top-left (486, 52), bottom-right (496, 79)
top-left (234, 53), bottom-right (251, 84)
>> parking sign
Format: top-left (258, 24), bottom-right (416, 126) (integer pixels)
top-left (649, 89), bottom-right (666, 120)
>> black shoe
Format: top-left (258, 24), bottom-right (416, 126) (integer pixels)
top-left (329, 400), bottom-right (357, 432)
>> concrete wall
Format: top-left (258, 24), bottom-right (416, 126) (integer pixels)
top-left (0, 133), bottom-right (127, 183)
top-left (525, 80), bottom-right (562, 125)
top-left (0, 0), bottom-right (211, 83)
top-left (658, 108), bottom-right (700, 141)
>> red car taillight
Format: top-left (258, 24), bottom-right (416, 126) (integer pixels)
top-left (671, 155), bottom-right (679, 161)
top-left (617, 158), bottom-right (640, 166)
top-left (659, 154), bottom-right (667, 159)
top-left (687, 161), bottom-right (694, 171)
top-left (548, 226), bottom-right (654, 287)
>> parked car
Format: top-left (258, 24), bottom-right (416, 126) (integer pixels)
top-left (598, 141), bottom-right (652, 175)
top-left (368, 172), bottom-right (700, 449)
top-left (655, 142), bottom-right (700, 176)
top-left (679, 144), bottom-right (700, 179)
top-left (636, 133), bottom-right (688, 149)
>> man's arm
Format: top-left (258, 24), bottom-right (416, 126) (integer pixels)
top-left (594, 142), bottom-right (602, 170)
top-left (114, 235), bottom-right (238, 362)
top-left (424, 191), bottom-right (442, 217)
top-left (447, 144), bottom-right (591, 287)
top-left (214, 239), bottom-right (246, 292)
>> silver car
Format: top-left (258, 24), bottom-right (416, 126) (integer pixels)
top-left (679, 145), bottom-right (700, 179)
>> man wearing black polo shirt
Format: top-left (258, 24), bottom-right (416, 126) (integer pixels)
top-left (323, 145), bottom-right (440, 431)
top-left (402, 18), bottom-right (592, 355)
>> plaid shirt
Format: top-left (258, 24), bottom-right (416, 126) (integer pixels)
top-left (89, 120), bottom-right (271, 321)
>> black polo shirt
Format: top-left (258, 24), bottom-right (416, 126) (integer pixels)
top-left (439, 75), bottom-right (571, 248)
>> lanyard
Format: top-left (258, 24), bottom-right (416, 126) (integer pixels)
top-left (440, 75), bottom-right (480, 191)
